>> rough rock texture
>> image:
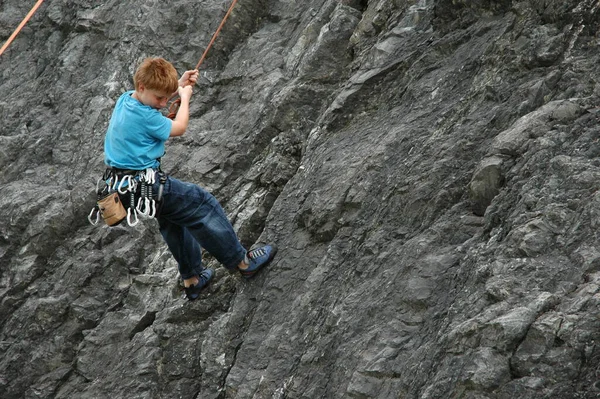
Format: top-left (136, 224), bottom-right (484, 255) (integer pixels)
top-left (2, 0), bottom-right (600, 398)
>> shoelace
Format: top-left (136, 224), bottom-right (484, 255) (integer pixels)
top-left (198, 270), bottom-right (212, 283)
top-left (248, 247), bottom-right (267, 260)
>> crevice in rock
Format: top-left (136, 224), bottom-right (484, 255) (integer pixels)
top-left (357, 0), bottom-right (369, 13)
top-left (128, 311), bottom-right (157, 340)
top-left (213, 293), bottom-right (263, 398)
top-left (213, 340), bottom-right (244, 399)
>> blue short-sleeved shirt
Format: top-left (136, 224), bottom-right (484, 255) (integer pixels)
top-left (104, 90), bottom-right (172, 170)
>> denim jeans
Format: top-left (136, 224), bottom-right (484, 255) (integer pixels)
top-left (153, 175), bottom-right (246, 280)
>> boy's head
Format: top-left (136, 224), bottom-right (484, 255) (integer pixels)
top-left (133, 58), bottom-right (179, 108)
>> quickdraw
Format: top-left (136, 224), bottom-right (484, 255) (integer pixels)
top-left (88, 178), bottom-right (103, 225)
top-left (135, 168), bottom-right (157, 219)
top-left (89, 168), bottom-right (166, 227)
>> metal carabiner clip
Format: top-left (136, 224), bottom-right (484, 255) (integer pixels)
top-left (143, 168), bottom-right (155, 185)
top-left (136, 196), bottom-right (146, 216)
top-left (146, 199), bottom-right (156, 218)
top-left (117, 175), bottom-right (132, 194)
top-left (96, 177), bottom-right (105, 194)
top-left (111, 176), bottom-right (120, 192)
top-left (88, 207), bottom-right (100, 225)
top-left (127, 207), bottom-right (139, 226)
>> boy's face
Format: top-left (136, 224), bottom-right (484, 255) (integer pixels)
top-left (135, 84), bottom-right (170, 109)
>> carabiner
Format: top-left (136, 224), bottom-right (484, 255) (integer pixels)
top-left (88, 207), bottom-right (100, 225)
top-left (118, 175), bottom-right (132, 194)
top-left (136, 196), bottom-right (146, 215)
top-left (143, 168), bottom-right (156, 184)
top-left (146, 199), bottom-right (156, 218)
top-left (96, 177), bottom-right (104, 194)
top-left (111, 176), bottom-right (120, 192)
top-left (127, 207), bottom-right (139, 226)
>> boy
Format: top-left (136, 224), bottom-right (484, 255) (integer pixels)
top-left (103, 57), bottom-right (277, 300)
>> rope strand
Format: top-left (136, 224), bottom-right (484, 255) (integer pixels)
top-left (193, 0), bottom-right (240, 71)
top-left (0, 0), bottom-right (45, 57)
top-left (168, 0), bottom-right (240, 119)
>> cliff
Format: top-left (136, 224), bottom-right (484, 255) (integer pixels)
top-left (1, 1), bottom-right (600, 398)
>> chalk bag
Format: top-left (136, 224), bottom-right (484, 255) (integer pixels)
top-left (97, 192), bottom-right (127, 226)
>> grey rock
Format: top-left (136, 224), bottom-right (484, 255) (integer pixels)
top-left (469, 155), bottom-right (505, 216)
top-left (2, 0), bottom-right (600, 398)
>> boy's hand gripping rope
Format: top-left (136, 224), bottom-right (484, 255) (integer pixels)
top-left (167, 0), bottom-right (240, 119)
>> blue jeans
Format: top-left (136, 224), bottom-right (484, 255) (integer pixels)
top-left (153, 175), bottom-right (246, 280)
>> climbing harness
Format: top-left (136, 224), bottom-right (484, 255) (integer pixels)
top-left (89, 168), bottom-right (167, 227)
top-left (167, 0), bottom-right (240, 119)
top-left (0, 0), bottom-right (45, 58)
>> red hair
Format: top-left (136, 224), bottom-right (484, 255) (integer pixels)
top-left (133, 57), bottom-right (179, 94)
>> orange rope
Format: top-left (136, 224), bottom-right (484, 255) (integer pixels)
top-left (193, 0), bottom-right (240, 71)
top-left (168, 0), bottom-right (240, 119)
top-left (0, 0), bottom-right (45, 57)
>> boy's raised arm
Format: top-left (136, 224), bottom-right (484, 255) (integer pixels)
top-left (170, 85), bottom-right (193, 137)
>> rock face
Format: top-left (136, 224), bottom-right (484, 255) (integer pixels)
top-left (2, 0), bottom-right (600, 398)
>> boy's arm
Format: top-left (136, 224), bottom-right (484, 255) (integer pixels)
top-left (170, 85), bottom-right (192, 137)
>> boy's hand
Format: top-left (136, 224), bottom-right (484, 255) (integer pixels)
top-left (179, 70), bottom-right (199, 87)
top-left (178, 85), bottom-right (193, 102)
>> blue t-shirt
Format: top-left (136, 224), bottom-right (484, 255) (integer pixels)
top-left (104, 90), bottom-right (172, 170)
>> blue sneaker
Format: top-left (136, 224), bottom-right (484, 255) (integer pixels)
top-left (239, 244), bottom-right (277, 279)
top-left (184, 268), bottom-right (214, 300)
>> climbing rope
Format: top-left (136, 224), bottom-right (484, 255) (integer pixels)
top-left (0, 0), bottom-right (45, 58)
top-left (167, 0), bottom-right (240, 119)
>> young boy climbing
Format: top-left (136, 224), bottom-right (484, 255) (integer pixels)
top-left (103, 57), bottom-right (277, 300)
